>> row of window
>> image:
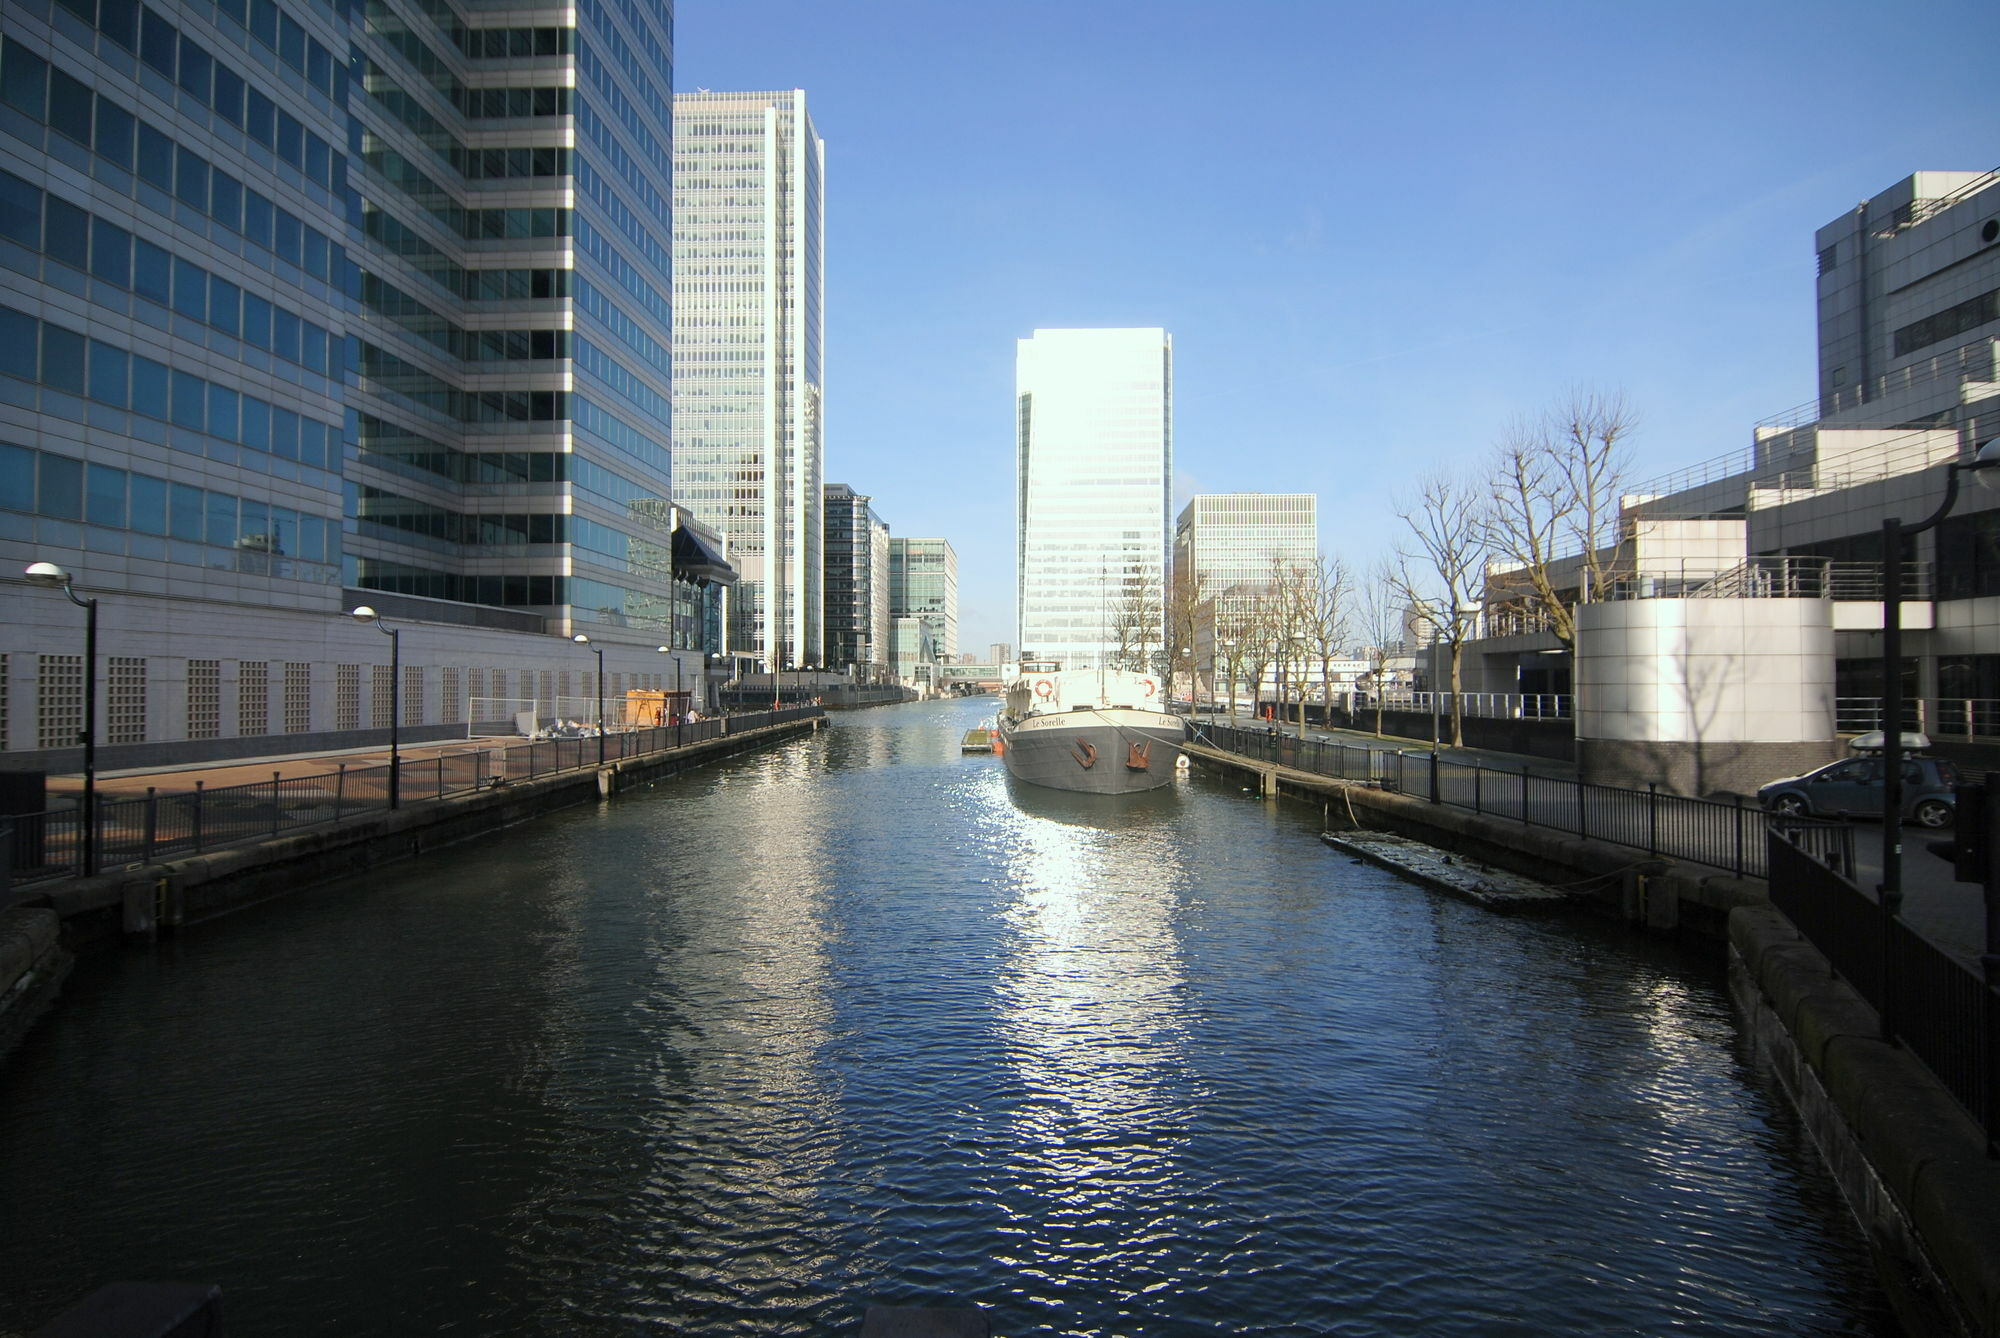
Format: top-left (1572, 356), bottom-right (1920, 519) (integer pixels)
top-left (52, 0), bottom-right (343, 110)
top-left (0, 303), bottom-right (340, 470)
top-left (363, 9), bottom-right (571, 118)
top-left (575, 213), bottom-right (673, 332)
top-left (3, 174), bottom-right (339, 378)
top-left (350, 414), bottom-right (672, 523)
top-left (357, 202), bottom-right (565, 303)
top-left (0, 63), bottom-right (346, 285)
top-left (1, 34), bottom-right (343, 200)
top-left (361, 272), bottom-right (568, 362)
top-left (1892, 287), bottom-right (1998, 359)
top-left (362, 60), bottom-right (573, 180)
top-left (352, 483), bottom-right (646, 566)
top-left (1937, 508), bottom-right (2000, 600)
top-left (1, 440), bottom-right (340, 565)
top-left (359, 142), bottom-right (570, 241)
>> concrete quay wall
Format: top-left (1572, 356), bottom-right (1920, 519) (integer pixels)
top-left (1731, 906), bottom-right (2000, 1338)
top-left (1187, 742), bottom-right (2000, 1337)
top-left (15, 717), bottom-right (820, 953)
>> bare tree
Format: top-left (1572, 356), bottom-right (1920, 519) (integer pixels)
top-left (1166, 564), bottom-right (1210, 706)
top-left (1353, 560), bottom-right (1404, 738)
top-left (1303, 554), bottom-right (1352, 730)
top-left (1108, 563), bottom-right (1163, 673)
top-left (1486, 390), bottom-right (1636, 653)
top-left (1392, 472), bottom-right (1488, 746)
top-left (1266, 556), bottom-right (1319, 737)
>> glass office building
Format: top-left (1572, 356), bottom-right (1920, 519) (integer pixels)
top-left (671, 89), bottom-right (823, 670)
top-left (1014, 327), bottom-right (1173, 669)
top-left (1173, 493), bottom-right (1318, 595)
top-left (1, 0), bottom-right (707, 760)
top-left (887, 535), bottom-right (955, 671)
top-left (822, 482), bottom-right (887, 680)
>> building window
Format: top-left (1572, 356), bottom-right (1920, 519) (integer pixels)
top-left (1817, 244), bottom-right (1837, 275)
top-left (442, 667), bottom-right (462, 724)
top-left (336, 663), bottom-right (360, 731)
top-left (371, 665), bottom-right (392, 728)
top-left (284, 662), bottom-right (311, 733)
top-left (38, 654), bottom-right (81, 749)
top-left (403, 664), bottom-right (422, 726)
top-left (0, 653), bottom-right (7, 750)
top-left (107, 656), bottom-right (146, 745)
top-left (1892, 288), bottom-right (2000, 359)
top-left (238, 661), bottom-right (268, 736)
top-left (188, 659), bottom-right (220, 739)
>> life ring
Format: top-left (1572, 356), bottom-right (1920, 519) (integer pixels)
top-left (1034, 679), bottom-right (1054, 698)
top-left (1140, 677), bottom-right (1156, 698)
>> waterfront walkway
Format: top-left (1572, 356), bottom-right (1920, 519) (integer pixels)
top-left (1192, 714), bottom-right (1985, 965)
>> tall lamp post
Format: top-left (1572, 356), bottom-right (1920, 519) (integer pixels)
top-left (1878, 437), bottom-right (2000, 1037)
top-left (347, 606), bottom-right (402, 809)
top-left (656, 645), bottom-right (682, 727)
top-left (573, 634), bottom-right (606, 767)
top-left (25, 563), bottom-right (98, 875)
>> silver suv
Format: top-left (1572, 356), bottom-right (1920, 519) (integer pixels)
top-left (1758, 754), bottom-right (1960, 828)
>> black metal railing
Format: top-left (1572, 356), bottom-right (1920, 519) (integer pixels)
top-left (1767, 827), bottom-right (1996, 1156)
top-left (1190, 721), bottom-right (1852, 881)
top-left (4, 708), bottom-right (821, 887)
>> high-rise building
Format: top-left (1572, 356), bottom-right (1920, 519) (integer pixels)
top-left (2, 0), bottom-right (716, 760)
top-left (1015, 327), bottom-right (1173, 669)
top-left (1172, 494), bottom-right (1318, 598)
top-left (822, 483), bottom-right (889, 680)
top-left (888, 536), bottom-right (957, 671)
top-left (671, 89), bottom-right (825, 670)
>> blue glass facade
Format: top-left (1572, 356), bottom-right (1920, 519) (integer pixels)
top-left (0, 0), bottom-right (681, 631)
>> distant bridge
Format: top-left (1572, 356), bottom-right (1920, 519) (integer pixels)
top-left (933, 664), bottom-right (1006, 692)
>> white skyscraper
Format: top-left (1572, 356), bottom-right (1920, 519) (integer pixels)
top-left (672, 90), bottom-right (825, 669)
top-left (1015, 328), bottom-right (1174, 669)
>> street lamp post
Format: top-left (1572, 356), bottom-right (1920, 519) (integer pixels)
top-left (573, 634), bottom-right (606, 767)
top-left (25, 563), bottom-right (98, 875)
top-left (656, 645), bottom-right (683, 734)
top-left (1878, 437), bottom-right (2000, 1039)
top-left (347, 606), bottom-right (402, 809)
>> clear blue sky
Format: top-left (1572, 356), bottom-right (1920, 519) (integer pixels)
top-left (673, 1), bottom-right (1998, 655)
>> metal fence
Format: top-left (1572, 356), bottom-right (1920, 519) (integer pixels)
top-left (1191, 722), bottom-right (1851, 881)
top-left (4, 708), bottom-right (821, 888)
top-left (1767, 828), bottom-right (1997, 1157)
top-left (1836, 696), bottom-right (2000, 741)
top-left (1370, 691), bottom-right (1572, 721)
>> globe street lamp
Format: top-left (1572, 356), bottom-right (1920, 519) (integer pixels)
top-left (1878, 436), bottom-right (2000, 1037)
top-left (348, 606), bottom-right (402, 809)
top-left (25, 562), bottom-right (98, 875)
top-left (576, 636), bottom-right (604, 768)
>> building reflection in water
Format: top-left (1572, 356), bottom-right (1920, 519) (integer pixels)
top-left (980, 771), bottom-right (1204, 1293)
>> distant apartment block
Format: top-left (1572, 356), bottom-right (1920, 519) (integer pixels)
top-left (1015, 327), bottom-right (1173, 669)
top-left (672, 89), bottom-right (825, 670)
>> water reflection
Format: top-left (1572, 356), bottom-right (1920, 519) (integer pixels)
top-left (0, 699), bottom-right (1902, 1337)
top-left (980, 769), bottom-right (1206, 1319)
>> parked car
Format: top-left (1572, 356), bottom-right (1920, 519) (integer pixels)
top-left (1757, 746), bottom-right (1960, 828)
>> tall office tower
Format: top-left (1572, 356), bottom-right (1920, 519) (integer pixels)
top-left (888, 536), bottom-right (957, 666)
top-left (1172, 494), bottom-right (1318, 596)
top-left (672, 89), bottom-right (825, 670)
top-left (1015, 327), bottom-right (1173, 669)
top-left (822, 483), bottom-right (889, 680)
top-left (2, 0), bottom-right (708, 760)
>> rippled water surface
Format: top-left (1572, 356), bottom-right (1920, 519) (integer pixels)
top-left (1, 699), bottom-right (1897, 1335)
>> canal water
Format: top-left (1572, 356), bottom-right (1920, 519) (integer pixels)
top-left (0, 699), bottom-right (1897, 1336)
